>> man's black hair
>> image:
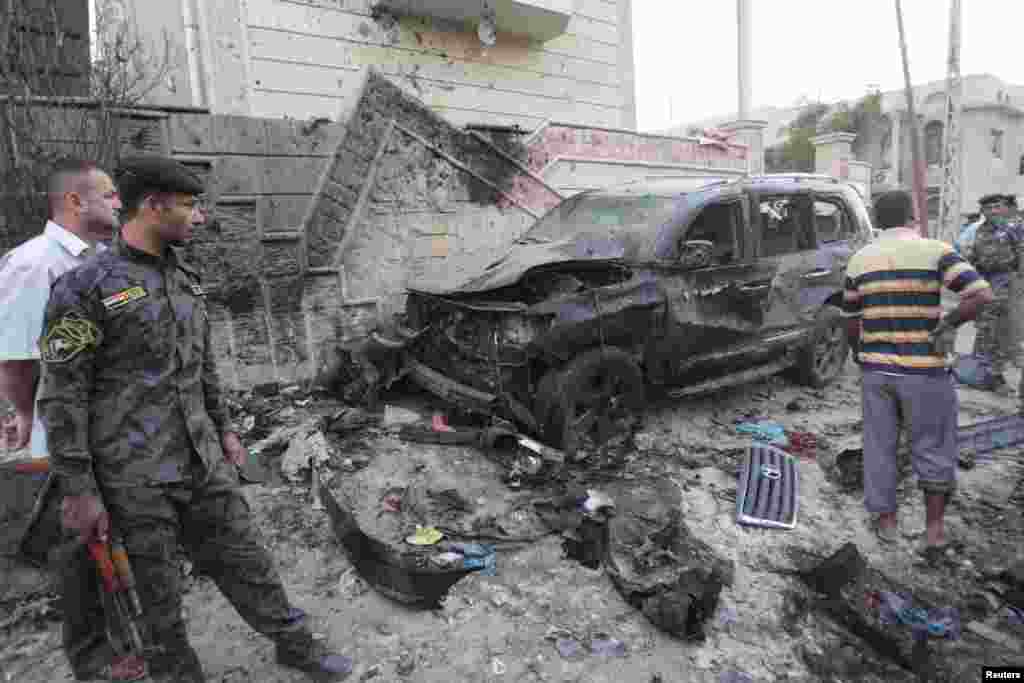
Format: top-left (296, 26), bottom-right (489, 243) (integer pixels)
top-left (874, 190), bottom-right (914, 230)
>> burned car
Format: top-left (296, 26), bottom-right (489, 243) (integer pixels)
top-left (404, 174), bottom-right (872, 454)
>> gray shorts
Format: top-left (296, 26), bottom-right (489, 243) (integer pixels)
top-left (861, 371), bottom-right (958, 513)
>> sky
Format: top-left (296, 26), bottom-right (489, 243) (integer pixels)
top-left (633, 0), bottom-right (1024, 133)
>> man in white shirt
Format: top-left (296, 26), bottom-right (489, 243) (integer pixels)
top-left (0, 159), bottom-right (145, 681)
top-left (0, 160), bottom-right (121, 455)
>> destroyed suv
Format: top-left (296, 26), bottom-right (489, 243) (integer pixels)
top-left (404, 174), bottom-right (872, 454)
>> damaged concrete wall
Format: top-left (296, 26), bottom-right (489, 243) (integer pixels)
top-left (2, 70), bottom-right (751, 391)
top-left (304, 68), bottom-right (559, 324)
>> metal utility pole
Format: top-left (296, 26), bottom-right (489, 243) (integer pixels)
top-left (737, 0), bottom-right (752, 120)
top-left (938, 0), bottom-right (963, 243)
top-left (895, 0), bottom-right (929, 236)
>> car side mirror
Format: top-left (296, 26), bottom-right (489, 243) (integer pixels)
top-left (679, 240), bottom-right (713, 269)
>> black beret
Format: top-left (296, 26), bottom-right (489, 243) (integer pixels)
top-left (114, 155), bottom-right (204, 196)
top-left (979, 193), bottom-right (1013, 207)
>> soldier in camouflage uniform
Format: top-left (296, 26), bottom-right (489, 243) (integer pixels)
top-left (37, 156), bottom-right (353, 683)
top-left (969, 193), bottom-right (1024, 392)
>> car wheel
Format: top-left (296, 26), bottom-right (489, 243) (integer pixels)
top-left (535, 348), bottom-right (645, 457)
top-left (795, 304), bottom-right (849, 387)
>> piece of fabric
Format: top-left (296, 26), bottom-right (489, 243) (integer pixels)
top-left (877, 591), bottom-right (961, 640)
top-left (861, 371), bottom-right (959, 513)
top-left (0, 222), bottom-right (102, 457)
top-left (735, 421), bottom-right (788, 445)
top-left (843, 231), bottom-right (988, 375)
top-left (37, 238), bottom-right (230, 497)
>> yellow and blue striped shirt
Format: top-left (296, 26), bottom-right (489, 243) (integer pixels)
top-left (843, 233), bottom-right (989, 375)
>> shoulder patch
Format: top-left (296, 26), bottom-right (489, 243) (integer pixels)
top-left (40, 314), bottom-right (102, 363)
top-left (102, 286), bottom-right (148, 311)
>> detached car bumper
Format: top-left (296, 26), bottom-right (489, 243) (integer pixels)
top-left (405, 358), bottom-right (539, 433)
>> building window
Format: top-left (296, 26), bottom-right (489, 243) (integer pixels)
top-left (992, 129), bottom-right (1005, 159)
top-left (925, 121), bottom-right (943, 165)
top-left (1019, 155), bottom-right (1024, 176)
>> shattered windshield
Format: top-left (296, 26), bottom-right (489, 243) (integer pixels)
top-left (515, 193), bottom-right (683, 245)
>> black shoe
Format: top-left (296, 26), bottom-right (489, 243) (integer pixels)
top-left (276, 640), bottom-right (353, 682)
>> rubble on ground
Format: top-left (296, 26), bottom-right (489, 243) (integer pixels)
top-left (4, 370), bottom-right (1024, 681)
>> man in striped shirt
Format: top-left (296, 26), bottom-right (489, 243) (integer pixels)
top-left (843, 190), bottom-right (993, 555)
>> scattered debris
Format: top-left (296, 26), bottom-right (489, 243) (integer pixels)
top-left (735, 421), bottom-right (788, 445)
top-left (405, 526), bottom-right (443, 546)
top-left (874, 591), bottom-right (961, 640)
top-left (327, 406), bottom-right (380, 434)
top-left (719, 672), bottom-right (754, 683)
top-left (384, 405), bottom-right (422, 427)
top-left (555, 638), bottom-right (583, 660)
top-left (785, 430), bottom-right (818, 459)
top-left (965, 620), bottom-right (1022, 652)
top-left (280, 426), bottom-right (332, 483)
top-left (589, 637), bottom-right (626, 657)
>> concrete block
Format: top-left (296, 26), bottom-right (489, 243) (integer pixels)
top-left (322, 180), bottom-right (360, 209)
top-left (213, 201), bottom-right (260, 240)
top-left (169, 113), bottom-right (217, 154)
top-left (261, 240), bottom-right (303, 278)
top-left (263, 195), bottom-right (312, 231)
top-left (302, 273), bottom-right (344, 317)
top-left (213, 115), bottom-right (270, 155)
top-left (341, 134), bottom-right (380, 164)
top-left (263, 118), bottom-right (345, 157)
top-left (332, 155), bottom-right (373, 194)
top-left (214, 156), bottom-right (266, 196)
top-left (264, 156), bottom-right (328, 195)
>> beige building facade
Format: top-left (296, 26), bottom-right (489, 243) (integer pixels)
top-left (675, 74), bottom-right (1024, 218)
top-left (119, 0), bottom-right (637, 131)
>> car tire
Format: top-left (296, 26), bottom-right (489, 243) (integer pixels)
top-left (795, 304), bottom-right (849, 387)
top-left (534, 347), bottom-right (645, 457)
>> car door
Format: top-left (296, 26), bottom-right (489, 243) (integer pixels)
top-left (807, 192), bottom-right (859, 307)
top-left (648, 195), bottom-right (772, 385)
top-left (752, 191), bottom-right (823, 349)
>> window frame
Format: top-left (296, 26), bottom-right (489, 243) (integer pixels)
top-left (812, 194), bottom-right (856, 244)
top-left (680, 199), bottom-right (745, 267)
top-left (754, 193), bottom-right (816, 258)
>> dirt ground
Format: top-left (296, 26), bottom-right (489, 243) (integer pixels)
top-left (3, 327), bottom-right (1024, 682)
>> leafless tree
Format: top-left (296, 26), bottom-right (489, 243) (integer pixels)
top-left (0, 0), bottom-right (176, 245)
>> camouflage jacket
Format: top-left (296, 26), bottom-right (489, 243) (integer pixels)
top-left (37, 239), bottom-right (231, 497)
top-left (970, 218), bottom-right (1024, 294)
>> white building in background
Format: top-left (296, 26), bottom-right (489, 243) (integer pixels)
top-left (671, 74), bottom-right (1024, 217)
top-left (102, 0), bottom-right (638, 131)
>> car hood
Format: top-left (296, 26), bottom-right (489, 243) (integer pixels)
top-left (409, 236), bottom-right (627, 295)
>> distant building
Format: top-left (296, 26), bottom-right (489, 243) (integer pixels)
top-left (670, 74), bottom-right (1024, 218)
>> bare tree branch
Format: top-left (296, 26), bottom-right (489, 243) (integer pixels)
top-left (1, 0), bottom-right (178, 244)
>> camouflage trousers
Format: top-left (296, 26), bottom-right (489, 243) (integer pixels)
top-left (973, 297), bottom-right (1012, 378)
top-left (100, 461), bottom-right (313, 662)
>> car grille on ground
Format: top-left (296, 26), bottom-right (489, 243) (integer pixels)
top-left (736, 443), bottom-right (799, 530)
top-left (958, 415), bottom-right (1024, 461)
